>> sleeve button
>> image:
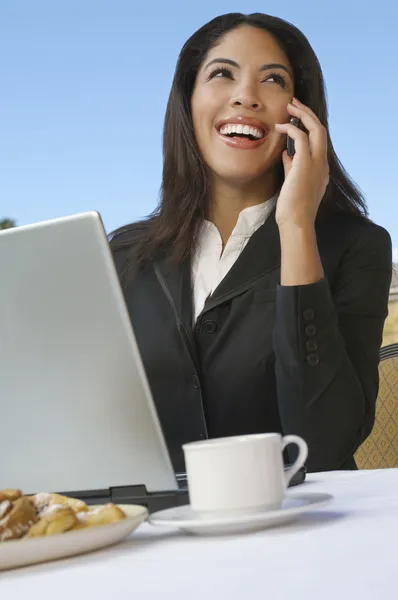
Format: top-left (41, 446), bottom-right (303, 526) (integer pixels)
top-left (306, 353), bottom-right (320, 367)
top-left (305, 324), bottom-right (317, 337)
top-left (303, 308), bottom-right (315, 321)
top-left (306, 339), bottom-right (319, 351)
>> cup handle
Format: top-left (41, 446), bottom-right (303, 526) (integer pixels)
top-left (281, 435), bottom-right (308, 487)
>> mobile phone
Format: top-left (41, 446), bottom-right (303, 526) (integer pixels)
top-left (287, 117), bottom-right (301, 157)
top-left (286, 464), bottom-right (306, 487)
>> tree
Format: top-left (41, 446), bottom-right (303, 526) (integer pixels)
top-left (0, 218), bottom-right (16, 230)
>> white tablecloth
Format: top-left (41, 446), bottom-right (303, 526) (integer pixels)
top-left (2, 469), bottom-right (398, 599)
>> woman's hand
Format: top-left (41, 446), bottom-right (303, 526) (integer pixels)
top-left (274, 97), bottom-right (329, 229)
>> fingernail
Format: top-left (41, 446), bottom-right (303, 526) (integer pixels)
top-left (292, 97), bottom-right (300, 105)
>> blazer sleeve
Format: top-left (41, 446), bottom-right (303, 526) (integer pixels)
top-left (273, 223), bottom-right (393, 472)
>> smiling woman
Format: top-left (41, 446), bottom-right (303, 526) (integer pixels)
top-left (109, 13), bottom-right (392, 474)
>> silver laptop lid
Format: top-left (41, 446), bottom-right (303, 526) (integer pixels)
top-left (0, 212), bottom-right (177, 493)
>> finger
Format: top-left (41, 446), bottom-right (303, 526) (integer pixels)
top-left (291, 97), bottom-right (322, 123)
top-left (287, 100), bottom-right (327, 157)
top-left (274, 123), bottom-right (310, 157)
top-left (287, 102), bottom-right (319, 129)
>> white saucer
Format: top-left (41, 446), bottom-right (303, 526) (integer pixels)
top-left (149, 493), bottom-right (333, 535)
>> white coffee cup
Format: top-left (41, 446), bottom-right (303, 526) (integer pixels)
top-left (182, 433), bottom-right (308, 516)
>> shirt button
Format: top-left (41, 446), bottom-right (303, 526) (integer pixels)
top-left (305, 324), bottom-right (317, 337)
top-left (192, 375), bottom-right (200, 389)
top-left (306, 353), bottom-right (320, 367)
top-left (204, 320), bottom-right (218, 334)
top-left (306, 339), bottom-right (318, 351)
top-left (303, 308), bottom-right (315, 321)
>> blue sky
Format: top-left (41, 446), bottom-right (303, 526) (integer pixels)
top-left (1, 0), bottom-right (397, 256)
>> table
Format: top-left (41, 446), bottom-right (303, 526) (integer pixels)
top-left (1, 469), bottom-right (398, 599)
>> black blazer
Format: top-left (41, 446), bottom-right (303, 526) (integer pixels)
top-left (111, 210), bottom-right (392, 473)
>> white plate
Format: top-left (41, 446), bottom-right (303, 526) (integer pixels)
top-left (0, 504), bottom-right (148, 571)
top-left (149, 493), bottom-right (333, 535)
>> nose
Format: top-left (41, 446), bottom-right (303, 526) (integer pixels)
top-left (230, 87), bottom-right (263, 111)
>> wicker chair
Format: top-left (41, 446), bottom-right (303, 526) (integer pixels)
top-left (355, 343), bottom-right (398, 469)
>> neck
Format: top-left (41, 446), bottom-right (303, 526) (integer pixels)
top-left (207, 174), bottom-right (279, 247)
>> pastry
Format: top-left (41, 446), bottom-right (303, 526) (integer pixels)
top-left (0, 489), bottom-right (22, 502)
top-left (0, 496), bottom-right (37, 541)
top-left (0, 488), bottom-right (127, 542)
top-left (31, 492), bottom-right (88, 515)
top-left (71, 503), bottom-right (126, 530)
top-left (27, 505), bottom-right (78, 537)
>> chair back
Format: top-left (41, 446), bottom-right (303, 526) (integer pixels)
top-left (355, 343), bottom-right (398, 469)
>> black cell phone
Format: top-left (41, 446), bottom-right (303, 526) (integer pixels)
top-left (287, 117), bottom-right (301, 157)
top-left (286, 464), bottom-right (306, 487)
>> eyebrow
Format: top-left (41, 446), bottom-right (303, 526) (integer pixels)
top-left (204, 58), bottom-right (292, 77)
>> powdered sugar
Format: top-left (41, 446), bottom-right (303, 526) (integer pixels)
top-left (39, 504), bottom-right (64, 517)
top-left (76, 506), bottom-right (101, 521)
top-left (0, 500), bottom-right (12, 520)
top-left (32, 493), bottom-right (52, 511)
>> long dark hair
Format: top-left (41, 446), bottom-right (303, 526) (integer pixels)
top-left (110, 12), bottom-right (368, 270)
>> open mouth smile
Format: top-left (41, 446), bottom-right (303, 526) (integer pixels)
top-left (215, 116), bottom-right (270, 150)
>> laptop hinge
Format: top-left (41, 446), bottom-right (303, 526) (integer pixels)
top-left (110, 485), bottom-right (189, 514)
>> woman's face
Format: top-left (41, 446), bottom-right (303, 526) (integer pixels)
top-left (191, 25), bottom-right (294, 185)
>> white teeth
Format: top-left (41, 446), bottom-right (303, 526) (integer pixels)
top-left (219, 123), bottom-right (264, 139)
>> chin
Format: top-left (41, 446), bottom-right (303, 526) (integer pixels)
top-left (220, 171), bottom-right (267, 185)
top-left (210, 162), bottom-right (276, 185)
top-left (208, 150), bottom-right (283, 185)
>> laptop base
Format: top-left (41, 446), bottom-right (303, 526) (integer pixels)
top-left (53, 485), bottom-right (189, 514)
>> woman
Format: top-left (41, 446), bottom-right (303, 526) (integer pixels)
top-left (110, 13), bottom-right (392, 473)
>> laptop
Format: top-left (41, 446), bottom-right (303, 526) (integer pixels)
top-left (0, 211), bottom-right (305, 513)
top-left (0, 211), bottom-right (189, 513)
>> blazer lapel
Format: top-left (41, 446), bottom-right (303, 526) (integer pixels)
top-left (198, 209), bottom-right (281, 317)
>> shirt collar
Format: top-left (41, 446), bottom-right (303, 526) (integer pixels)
top-left (232, 193), bottom-right (278, 238)
top-left (202, 192), bottom-right (278, 241)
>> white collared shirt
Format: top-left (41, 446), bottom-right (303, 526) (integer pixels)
top-left (191, 194), bottom-right (278, 323)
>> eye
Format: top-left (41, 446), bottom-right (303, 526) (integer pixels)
top-left (207, 67), bottom-right (233, 81)
top-left (206, 67), bottom-right (288, 88)
top-left (263, 72), bottom-right (287, 89)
